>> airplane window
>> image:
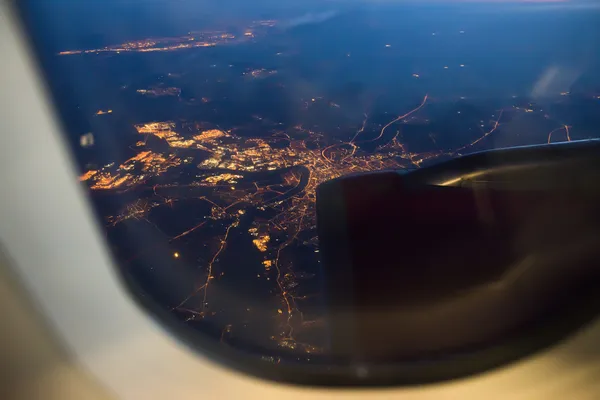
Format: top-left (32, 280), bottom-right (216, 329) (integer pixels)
top-left (15, 0), bottom-right (600, 385)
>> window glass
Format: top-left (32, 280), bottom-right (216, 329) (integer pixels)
top-left (18, 0), bottom-right (600, 372)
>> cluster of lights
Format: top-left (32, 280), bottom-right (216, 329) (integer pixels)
top-left (81, 91), bottom-right (560, 353)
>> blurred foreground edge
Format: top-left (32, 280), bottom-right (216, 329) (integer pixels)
top-left (317, 140), bottom-right (600, 363)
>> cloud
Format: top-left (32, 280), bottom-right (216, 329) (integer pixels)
top-left (280, 10), bottom-right (339, 29)
top-left (531, 66), bottom-right (581, 98)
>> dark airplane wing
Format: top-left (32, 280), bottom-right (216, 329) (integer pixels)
top-left (316, 140), bottom-right (600, 381)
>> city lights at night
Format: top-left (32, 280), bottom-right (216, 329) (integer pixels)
top-left (40, 0), bottom-right (600, 359)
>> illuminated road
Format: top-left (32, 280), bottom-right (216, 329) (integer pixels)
top-left (368, 94), bottom-right (429, 144)
top-left (454, 110), bottom-right (504, 154)
top-left (547, 125), bottom-right (572, 144)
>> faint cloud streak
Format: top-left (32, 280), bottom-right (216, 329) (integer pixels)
top-left (280, 10), bottom-right (339, 29)
top-left (531, 66), bottom-right (581, 98)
